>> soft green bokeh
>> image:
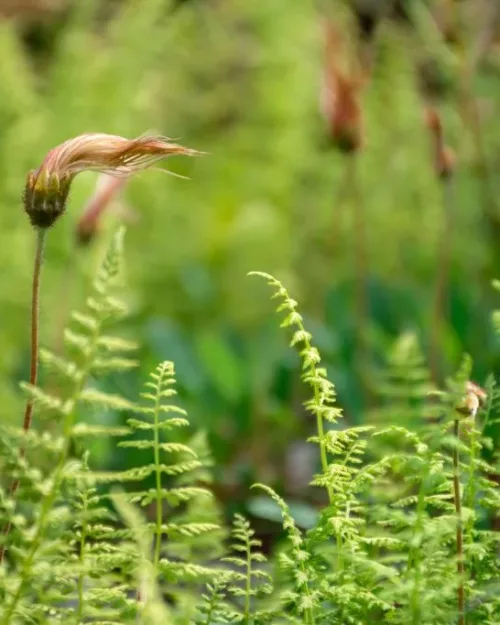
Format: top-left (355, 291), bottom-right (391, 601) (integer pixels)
top-left (0, 0), bottom-right (498, 506)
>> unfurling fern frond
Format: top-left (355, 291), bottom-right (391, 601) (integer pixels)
top-left (249, 273), bottom-right (342, 499)
top-left (250, 272), bottom-right (395, 624)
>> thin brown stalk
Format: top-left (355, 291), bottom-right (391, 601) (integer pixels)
top-left (429, 177), bottom-right (454, 384)
top-left (0, 228), bottom-right (46, 564)
top-left (468, 0), bottom-right (500, 78)
top-left (452, 417), bottom-right (466, 625)
top-left (454, 1), bottom-right (500, 266)
top-left (347, 154), bottom-right (370, 407)
top-left (326, 158), bottom-right (354, 259)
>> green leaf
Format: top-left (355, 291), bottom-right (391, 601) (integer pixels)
top-left (195, 330), bottom-right (244, 403)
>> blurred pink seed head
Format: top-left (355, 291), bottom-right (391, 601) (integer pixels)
top-left (424, 107), bottom-right (456, 179)
top-left (24, 134), bottom-right (198, 229)
top-left (76, 174), bottom-right (127, 247)
top-left (320, 18), bottom-right (366, 153)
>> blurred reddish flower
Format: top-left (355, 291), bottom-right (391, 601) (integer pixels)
top-left (424, 107), bottom-right (456, 179)
top-left (320, 19), bottom-right (366, 153)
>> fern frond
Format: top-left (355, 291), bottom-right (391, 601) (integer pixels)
top-left (0, 229), bottom-right (136, 624)
top-left (223, 514), bottom-right (273, 624)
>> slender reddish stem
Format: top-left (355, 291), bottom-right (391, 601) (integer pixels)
top-left (453, 418), bottom-right (465, 625)
top-left (0, 228), bottom-right (46, 564)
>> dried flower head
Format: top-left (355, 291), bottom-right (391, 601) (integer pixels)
top-left (76, 174), bottom-right (127, 246)
top-left (320, 19), bottom-right (366, 153)
top-left (424, 106), bottom-right (456, 179)
top-left (24, 134), bottom-right (198, 229)
top-left (457, 381), bottom-right (487, 419)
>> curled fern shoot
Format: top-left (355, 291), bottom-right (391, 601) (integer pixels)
top-left (249, 272), bottom-right (344, 567)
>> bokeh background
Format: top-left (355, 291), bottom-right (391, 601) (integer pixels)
top-left (1, 0), bottom-right (499, 526)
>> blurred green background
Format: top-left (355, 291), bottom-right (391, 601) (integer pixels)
top-left (1, 0), bottom-right (499, 520)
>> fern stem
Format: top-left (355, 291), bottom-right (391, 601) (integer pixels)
top-left (409, 460), bottom-right (431, 624)
top-left (76, 488), bottom-right (89, 621)
top-left (314, 410), bottom-right (332, 503)
top-left (203, 589), bottom-right (218, 625)
top-left (288, 310), bottom-right (334, 503)
top-left (453, 418), bottom-right (466, 625)
top-left (0, 228), bottom-right (46, 565)
top-left (293, 307), bottom-right (342, 573)
top-left (244, 535), bottom-right (251, 625)
top-left (153, 380), bottom-right (163, 569)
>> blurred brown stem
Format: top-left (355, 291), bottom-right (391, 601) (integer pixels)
top-left (455, 2), bottom-right (500, 263)
top-left (0, 228), bottom-right (46, 564)
top-left (469, 0), bottom-right (500, 76)
top-left (346, 154), bottom-right (370, 407)
top-left (430, 178), bottom-right (454, 384)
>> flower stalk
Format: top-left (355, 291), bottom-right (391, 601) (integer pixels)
top-left (425, 107), bottom-right (456, 384)
top-left (0, 228), bottom-right (46, 564)
top-left (321, 18), bottom-right (365, 153)
top-left (0, 132), bottom-right (197, 567)
top-left (321, 18), bottom-right (370, 405)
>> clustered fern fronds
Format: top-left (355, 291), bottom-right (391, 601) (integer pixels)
top-left (247, 272), bottom-right (500, 625)
top-left (0, 240), bottom-right (498, 624)
top-left (0, 228), bottom-right (139, 623)
top-left (68, 455), bottom-right (135, 623)
top-left (194, 578), bottom-right (238, 625)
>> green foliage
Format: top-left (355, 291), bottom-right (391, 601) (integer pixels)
top-left (0, 1), bottom-right (499, 623)
top-left (0, 228), bottom-right (139, 623)
top-left (118, 359), bottom-right (222, 609)
top-left (69, 456), bottom-right (135, 623)
top-left (0, 0), bottom-right (498, 490)
top-left (0, 231), bottom-right (499, 624)
top-left (222, 514), bottom-right (273, 624)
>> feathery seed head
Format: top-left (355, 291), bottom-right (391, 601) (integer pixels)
top-left (24, 134), bottom-right (198, 229)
